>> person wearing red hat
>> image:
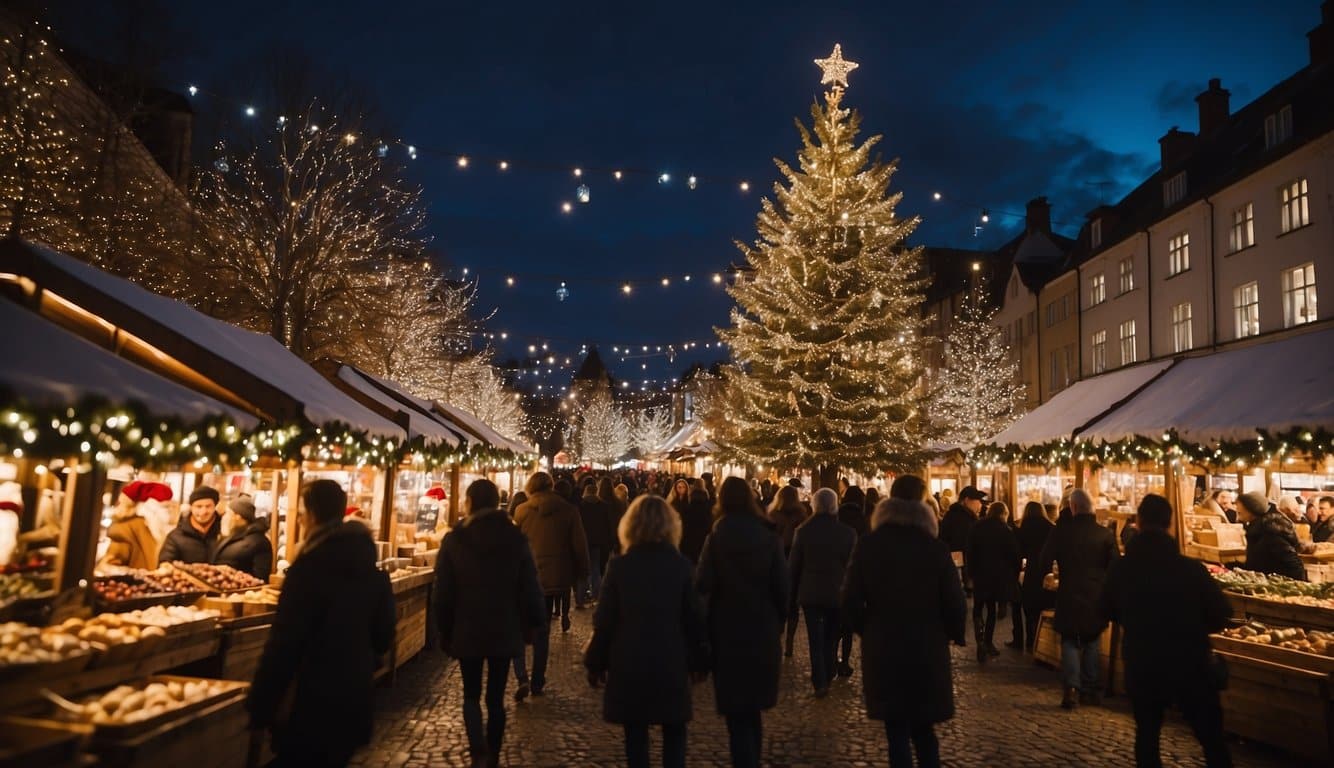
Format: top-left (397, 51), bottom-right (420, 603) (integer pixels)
top-left (102, 481), bottom-right (169, 570)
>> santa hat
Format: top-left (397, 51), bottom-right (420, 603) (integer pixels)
top-left (122, 480), bottom-right (173, 504)
top-left (423, 487), bottom-right (446, 502)
top-left (0, 481), bottom-right (24, 513)
top-left (345, 505), bottom-right (361, 518)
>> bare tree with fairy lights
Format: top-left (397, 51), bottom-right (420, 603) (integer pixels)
top-left (716, 45), bottom-right (928, 484)
top-left (574, 388), bottom-right (631, 468)
top-left (927, 274), bottom-right (1026, 449)
top-left (628, 407), bottom-right (674, 457)
top-left (189, 103), bottom-right (428, 361)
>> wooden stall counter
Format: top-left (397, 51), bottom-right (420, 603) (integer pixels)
top-left (389, 568), bottom-right (434, 673)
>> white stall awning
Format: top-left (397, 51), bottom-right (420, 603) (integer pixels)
top-left (984, 360), bottom-right (1174, 448)
top-left (1, 299), bottom-right (257, 429)
top-left (335, 366), bottom-right (462, 447)
top-left (1079, 324), bottom-right (1334, 445)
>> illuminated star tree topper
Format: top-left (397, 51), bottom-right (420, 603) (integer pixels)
top-left (814, 43), bottom-right (859, 90)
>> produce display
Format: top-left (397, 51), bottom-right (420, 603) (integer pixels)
top-left (1221, 620), bottom-right (1334, 656)
top-left (1213, 569), bottom-right (1334, 607)
top-left (219, 587), bottom-right (279, 606)
top-left (169, 562), bottom-right (264, 591)
top-left (1, 554), bottom-right (49, 574)
top-left (51, 614), bottom-right (167, 648)
top-left (0, 572), bottom-right (44, 602)
top-left (114, 605), bottom-right (220, 628)
top-left (91, 577), bottom-right (168, 603)
top-left (73, 678), bottom-right (237, 725)
top-left (0, 622), bottom-right (88, 666)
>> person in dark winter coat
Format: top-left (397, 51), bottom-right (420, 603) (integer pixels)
top-left (597, 477), bottom-right (628, 554)
top-left (939, 486), bottom-right (984, 594)
top-left (514, 472), bottom-right (590, 694)
top-left (967, 501), bottom-right (1021, 663)
top-left (838, 486), bottom-right (869, 537)
top-left (1036, 489), bottom-right (1119, 709)
top-left (767, 485), bottom-right (807, 658)
top-left (696, 477), bottom-right (789, 768)
top-left (578, 484), bottom-right (617, 606)
top-left (1101, 494), bottom-right (1233, 768)
top-left (213, 497), bottom-right (272, 580)
top-left (247, 480), bottom-right (395, 768)
top-left (789, 488), bottom-right (856, 695)
top-left (1236, 491), bottom-right (1305, 580)
top-left (435, 480), bottom-right (546, 768)
top-left (679, 487), bottom-right (714, 564)
top-left (835, 486), bottom-right (869, 677)
top-left (1016, 501), bottom-right (1055, 652)
top-left (842, 477), bottom-right (966, 768)
top-left (585, 495), bottom-right (709, 768)
top-left (159, 486), bottom-right (222, 564)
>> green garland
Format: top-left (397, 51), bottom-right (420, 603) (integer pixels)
top-left (968, 427), bottom-right (1334, 471)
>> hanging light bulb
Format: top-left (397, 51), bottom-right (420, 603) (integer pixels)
top-left (688, 175), bottom-right (698, 190)
top-left (739, 181), bottom-right (750, 192)
top-left (576, 184), bottom-right (591, 203)
top-left (187, 84), bottom-right (198, 96)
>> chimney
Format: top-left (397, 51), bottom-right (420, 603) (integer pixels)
top-left (1310, 1), bottom-right (1333, 66)
top-left (1158, 126), bottom-right (1197, 170)
top-left (1195, 78), bottom-right (1230, 135)
top-left (1025, 196), bottom-right (1051, 235)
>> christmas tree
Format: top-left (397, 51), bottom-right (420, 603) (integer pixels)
top-left (927, 275), bottom-right (1026, 448)
top-left (717, 45), bottom-right (927, 480)
top-left (574, 388), bottom-right (630, 468)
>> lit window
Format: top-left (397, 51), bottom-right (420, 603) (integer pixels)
top-left (1163, 172), bottom-right (1187, 207)
top-left (1282, 262), bottom-right (1317, 327)
top-left (1265, 105), bottom-right (1293, 149)
top-left (1091, 330), bottom-right (1107, 374)
top-left (1234, 282), bottom-right (1260, 339)
top-left (1280, 178), bottom-right (1310, 233)
top-left (1089, 273), bottom-right (1106, 306)
top-left (1090, 219), bottom-right (1102, 249)
top-left (1172, 302), bottom-right (1193, 353)
top-left (1119, 319), bottom-right (1137, 366)
top-left (1168, 232), bottom-right (1190, 276)
top-left (1229, 203), bottom-right (1254, 252)
top-left (1119, 257), bottom-right (1134, 294)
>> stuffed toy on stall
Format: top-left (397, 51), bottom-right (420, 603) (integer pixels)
top-left (0, 481), bottom-right (22, 565)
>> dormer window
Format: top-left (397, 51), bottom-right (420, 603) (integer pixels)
top-left (1265, 104), bottom-right (1293, 149)
top-left (1090, 218), bottom-right (1102, 249)
top-left (1163, 172), bottom-right (1187, 207)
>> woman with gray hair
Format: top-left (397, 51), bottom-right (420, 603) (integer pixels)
top-left (842, 475), bottom-right (965, 768)
top-left (585, 495), bottom-right (708, 768)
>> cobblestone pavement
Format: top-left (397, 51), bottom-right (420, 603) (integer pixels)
top-left (352, 608), bottom-right (1306, 768)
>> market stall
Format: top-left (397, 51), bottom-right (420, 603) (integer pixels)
top-left (0, 298), bottom-right (262, 767)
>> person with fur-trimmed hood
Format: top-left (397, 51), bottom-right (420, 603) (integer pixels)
top-left (842, 475), bottom-right (966, 768)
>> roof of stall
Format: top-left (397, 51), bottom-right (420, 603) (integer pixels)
top-left (0, 241), bottom-right (402, 440)
top-left (0, 299), bottom-right (257, 428)
top-left (431, 400), bottom-right (532, 457)
top-left (331, 365), bottom-right (462, 447)
top-left (1079, 324), bottom-right (1334, 445)
top-left (984, 359), bottom-right (1174, 448)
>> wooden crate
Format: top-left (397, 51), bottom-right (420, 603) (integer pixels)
top-left (1234, 596), bottom-right (1334, 632)
top-left (86, 691), bottom-right (251, 768)
top-left (218, 624), bottom-right (271, 682)
top-left (1216, 650), bottom-right (1334, 763)
top-left (1211, 634), bottom-right (1334, 680)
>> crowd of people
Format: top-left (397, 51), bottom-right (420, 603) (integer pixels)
top-left (427, 469), bottom-right (1242, 768)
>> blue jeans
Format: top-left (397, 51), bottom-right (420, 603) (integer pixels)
top-left (531, 595), bottom-right (559, 690)
top-left (1061, 632), bottom-right (1103, 693)
top-left (802, 605), bottom-right (839, 691)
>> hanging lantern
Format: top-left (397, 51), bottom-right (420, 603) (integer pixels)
top-left (377, 144), bottom-right (389, 158)
top-left (556, 282), bottom-right (570, 302)
top-left (576, 184), bottom-right (591, 204)
top-left (213, 157), bottom-right (229, 173)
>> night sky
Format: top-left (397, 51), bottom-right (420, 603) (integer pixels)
top-left (58, 1), bottom-right (1318, 392)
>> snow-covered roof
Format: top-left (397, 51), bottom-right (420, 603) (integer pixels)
top-left (334, 366), bottom-right (461, 447)
top-left (8, 242), bottom-right (402, 439)
top-left (655, 420), bottom-right (704, 456)
top-left (432, 400), bottom-right (532, 456)
top-left (984, 359), bottom-right (1174, 448)
top-left (0, 299), bottom-right (257, 428)
top-left (1079, 324), bottom-right (1334, 444)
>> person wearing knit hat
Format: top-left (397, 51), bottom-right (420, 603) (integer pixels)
top-left (102, 482), bottom-right (165, 570)
top-left (215, 495), bottom-right (273, 580)
top-left (1237, 491), bottom-right (1305, 580)
top-left (159, 485), bottom-right (222, 564)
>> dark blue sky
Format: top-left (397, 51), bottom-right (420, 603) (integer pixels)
top-left (72, 1), bottom-right (1320, 391)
